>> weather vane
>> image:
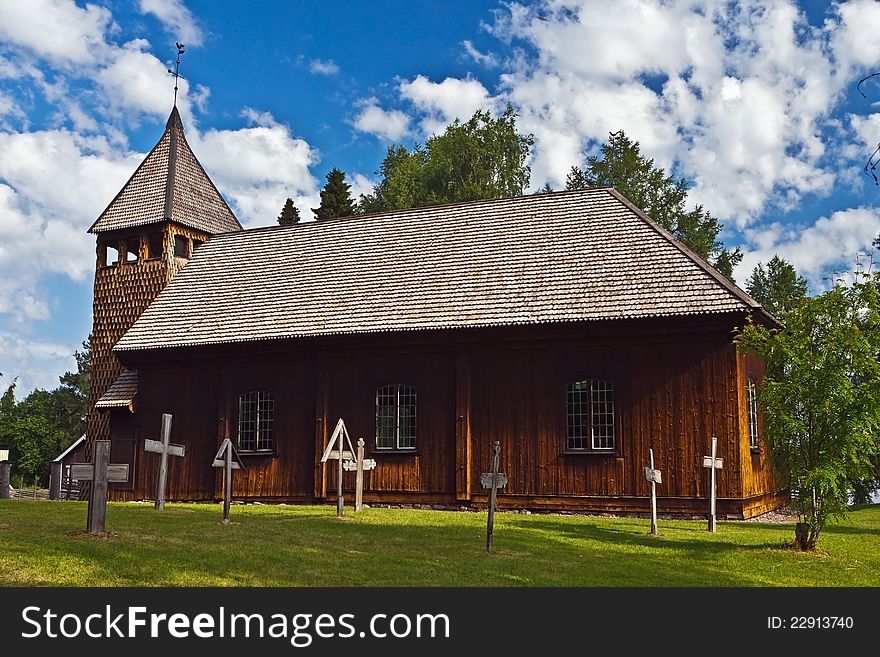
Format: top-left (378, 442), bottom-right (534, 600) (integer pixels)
top-left (167, 42), bottom-right (185, 108)
top-left (858, 71), bottom-right (880, 186)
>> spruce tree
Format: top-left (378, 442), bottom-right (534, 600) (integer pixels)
top-left (566, 131), bottom-right (742, 281)
top-left (746, 255), bottom-right (808, 318)
top-left (277, 197), bottom-right (301, 226)
top-left (312, 168), bottom-right (355, 220)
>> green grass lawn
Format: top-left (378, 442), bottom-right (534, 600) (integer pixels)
top-left (1, 500), bottom-right (878, 586)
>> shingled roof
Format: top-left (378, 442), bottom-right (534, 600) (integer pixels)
top-left (114, 188), bottom-right (764, 352)
top-left (94, 370), bottom-right (138, 411)
top-left (88, 107), bottom-right (241, 235)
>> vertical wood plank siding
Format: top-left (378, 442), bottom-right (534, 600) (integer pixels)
top-left (111, 317), bottom-right (780, 516)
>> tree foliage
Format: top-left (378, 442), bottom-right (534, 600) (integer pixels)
top-left (566, 131), bottom-right (742, 280)
top-left (0, 336), bottom-right (90, 486)
top-left (360, 105), bottom-right (534, 213)
top-left (277, 197), bottom-right (301, 226)
top-left (735, 278), bottom-right (880, 550)
top-left (746, 255), bottom-right (809, 318)
top-left (313, 168), bottom-right (355, 221)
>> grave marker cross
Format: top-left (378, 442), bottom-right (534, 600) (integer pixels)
top-left (212, 438), bottom-right (244, 522)
top-left (321, 418), bottom-right (357, 517)
top-left (70, 440), bottom-right (129, 535)
top-left (144, 413), bottom-right (186, 510)
top-left (342, 437), bottom-right (377, 512)
top-left (480, 441), bottom-right (508, 553)
top-left (702, 436), bottom-right (724, 532)
top-left (643, 448), bottom-right (662, 535)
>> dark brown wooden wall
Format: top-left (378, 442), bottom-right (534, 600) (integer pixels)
top-left (321, 350), bottom-right (455, 495)
top-left (469, 332), bottom-right (741, 501)
top-left (110, 317), bottom-right (779, 514)
top-left (737, 351), bottom-right (776, 501)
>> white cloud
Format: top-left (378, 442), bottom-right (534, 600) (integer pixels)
top-left (399, 75), bottom-right (494, 136)
top-left (0, 332), bottom-right (78, 399)
top-left (0, 129), bottom-right (140, 330)
top-left (828, 0), bottom-right (880, 72)
top-left (0, 0), bottom-right (113, 65)
top-left (97, 39), bottom-right (186, 119)
top-left (191, 110), bottom-right (321, 227)
top-left (737, 207), bottom-right (880, 289)
top-left (0, 91), bottom-right (18, 118)
top-left (0, 130), bottom-right (141, 232)
top-left (462, 40), bottom-right (498, 68)
top-left (489, 0), bottom-right (877, 225)
top-left (138, 0), bottom-right (203, 47)
top-left (352, 98), bottom-right (411, 142)
top-left (309, 58), bottom-right (340, 76)
top-left (347, 172), bottom-right (377, 203)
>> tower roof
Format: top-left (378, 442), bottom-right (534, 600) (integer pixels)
top-left (88, 107), bottom-right (242, 235)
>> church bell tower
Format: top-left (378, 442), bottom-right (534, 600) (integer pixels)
top-left (86, 106), bottom-right (242, 447)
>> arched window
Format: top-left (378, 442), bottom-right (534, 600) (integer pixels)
top-left (566, 379), bottom-right (615, 451)
top-left (238, 390), bottom-right (274, 453)
top-left (376, 384), bottom-right (416, 450)
top-left (747, 377), bottom-right (759, 450)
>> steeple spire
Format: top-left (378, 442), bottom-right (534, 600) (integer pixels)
top-left (88, 105), bottom-right (240, 235)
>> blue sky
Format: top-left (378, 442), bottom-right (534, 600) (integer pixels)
top-left (1, 0), bottom-right (880, 397)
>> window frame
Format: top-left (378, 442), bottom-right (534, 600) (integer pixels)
top-left (173, 234), bottom-right (191, 259)
top-left (375, 383), bottom-right (417, 452)
top-left (746, 377), bottom-right (760, 452)
top-left (237, 389), bottom-right (275, 455)
top-left (564, 378), bottom-right (617, 454)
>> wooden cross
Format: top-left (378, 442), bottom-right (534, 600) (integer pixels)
top-left (480, 441), bottom-right (508, 553)
top-left (144, 413), bottom-right (185, 511)
top-left (0, 455), bottom-right (10, 501)
top-left (643, 448), bottom-right (662, 535)
top-left (343, 437), bottom-right (377, 512)
top-left (321, 418), bottom-right (356, 517)
top-left (212, 438), bottom-right (244, 522)
top-left (70, 440), bottom-right (129, 535)
top-left (702, 436), bottom-right (724, 532)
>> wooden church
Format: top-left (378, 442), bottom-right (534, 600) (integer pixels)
top-left (87, 107), bottom-right (783, 519)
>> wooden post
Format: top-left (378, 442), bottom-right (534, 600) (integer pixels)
top-left (455, 349), bottom-right (473, 501)
top-left (336, 433), bottom-right (344, 517)
top-left (649, 449), bottom-right (658, 535)
top-left (479, 441), bottom-right (507, 553)
top-left (355, 438), bottom-right (365, 512)
top-left (70, 440), bottom-right (129, 535)
top-left (344, 438), bottom-right (376, 512)
top-left (320, 418), bottom-right (356, 516)
top-left (224, 440), bottom-right (232, 522)
top-left (157, 413), bottom-right (172, 510)
top-left (314, 365), bottom-right (328, 500)
top-left (211, 439), bottom-right (243, 523)
top-left (709, 437), bottom-right (717, 532)
top-left (702, 436), bottom-right (723, 532)
top-left (0, 461), bottom-right (10, 500)
top-left (88, 440), bottom-right (110, 534)
top-left (49, 461), bottom-right (62, 500)
top-left (144, 413), bottom-right (185, 511)
top-left (487, 442), bottom-right (500, 552)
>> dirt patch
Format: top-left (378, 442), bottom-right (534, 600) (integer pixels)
top-left (742, 509), bottom-right (796, 523)
top-left (64, 529), bottom-right (119, 539)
